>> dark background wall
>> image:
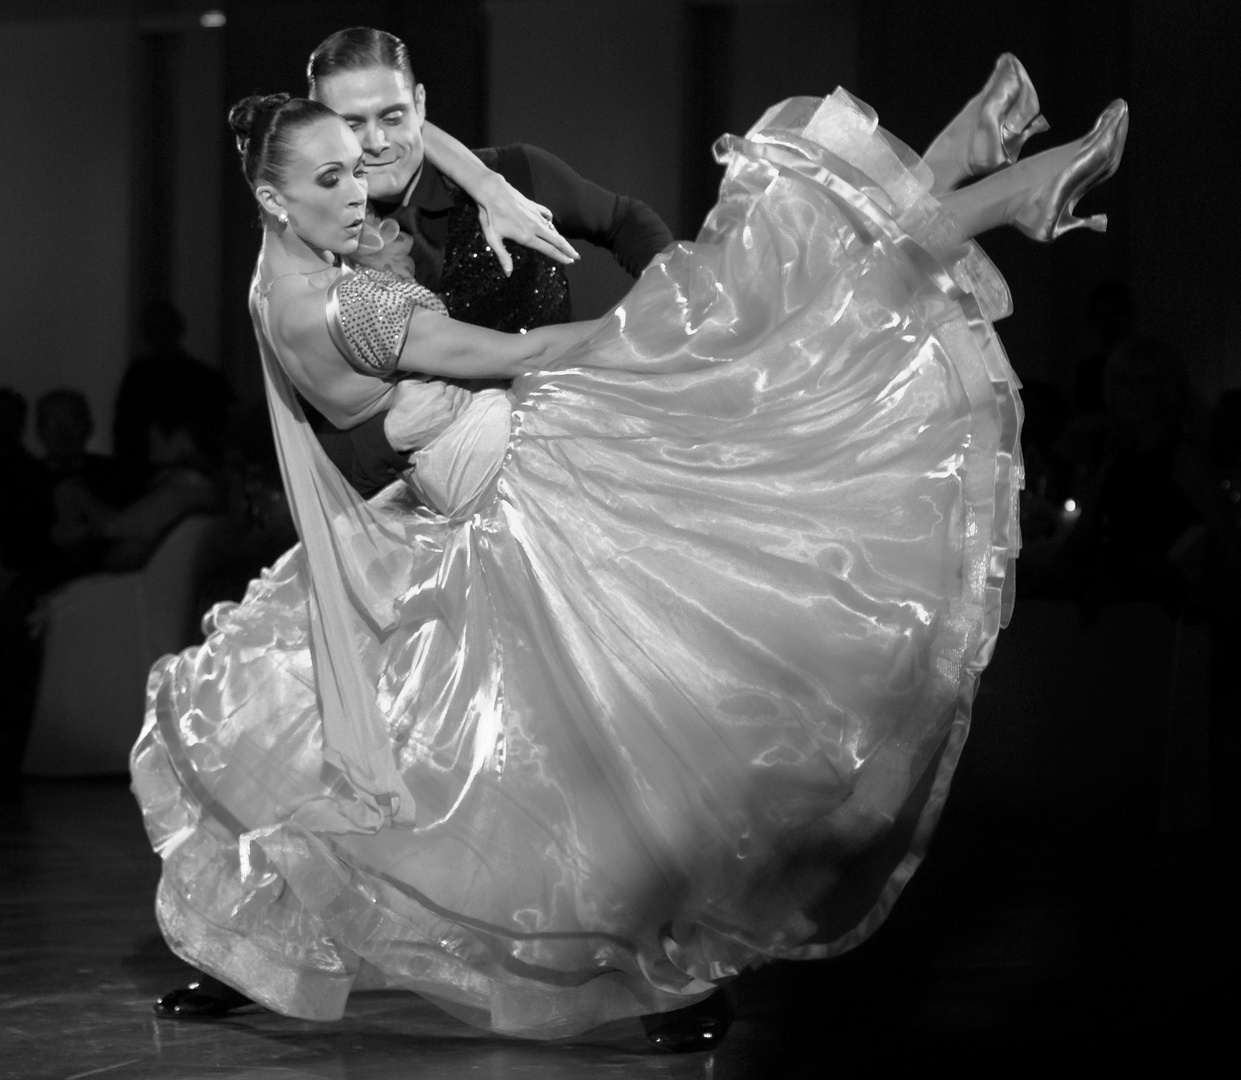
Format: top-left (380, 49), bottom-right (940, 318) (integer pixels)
top-left (1, 0), bottom-right (1237, 439)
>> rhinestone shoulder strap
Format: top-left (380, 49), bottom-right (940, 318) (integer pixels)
top-left (326, 266), bottom-right (448, 379)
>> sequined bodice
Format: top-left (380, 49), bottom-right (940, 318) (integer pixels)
top-left (437, 187), bottom-right (572, 333)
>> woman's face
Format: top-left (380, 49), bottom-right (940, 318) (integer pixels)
top-left (263, 117), bottom-right (368, 254)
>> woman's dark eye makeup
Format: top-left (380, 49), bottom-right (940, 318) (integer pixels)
top-left (315, 160), bottom-right (364, 188)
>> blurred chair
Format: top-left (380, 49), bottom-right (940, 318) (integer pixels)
top-left (22, 514), bottom-right (226, 776)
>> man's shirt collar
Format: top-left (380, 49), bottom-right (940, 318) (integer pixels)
top-left (401, 158), bottom-right (457, 213)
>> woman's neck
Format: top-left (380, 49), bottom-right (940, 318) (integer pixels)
top-left (259, 219), bottom-right (337, 279)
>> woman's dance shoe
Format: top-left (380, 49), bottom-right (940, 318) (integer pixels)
top-left (153, 976), bottom-right (253, 1019)
top-left (640, 992), bottom-right (733, 1053)
top-left (1013, 99), bottom-right (1129, 241)
top-left (970, 52), bottom-right (1050, 174)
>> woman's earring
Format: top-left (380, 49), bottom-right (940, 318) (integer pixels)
top-left (278, 212), bottom-right (289, 226)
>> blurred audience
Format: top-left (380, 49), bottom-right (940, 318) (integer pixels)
top-left (1072, 279), bottom-right (1135, 417)
top-left (1058, 337), bottom-right (1211, 610)
top-left (36, 389), bottom-right (126, 504)
top-left (194, 398), bottom-right (297, 614)
top-left (1201, 391), bottom-right (1241, 833)
top-left (113, 301), bottom-right (234, 493)
top-left (0, 388), bottom-right (49, 780)
top-left (0, 388), bottom-right (52, 576)
top-left (35, 389), bottom-right (128, 583)
top-left (57, 399), bottom-right (226, 575)
top-left (1016, 380), bottom-right (1071, 545)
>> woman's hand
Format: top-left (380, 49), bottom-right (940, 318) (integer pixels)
top-left (420, 121), bottom-right (579, 274)
top-left (474, 171), bottom-right (580, 275)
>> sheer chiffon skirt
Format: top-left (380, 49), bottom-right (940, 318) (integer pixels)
top-left (131, 90), bottom-right (1022, 1038)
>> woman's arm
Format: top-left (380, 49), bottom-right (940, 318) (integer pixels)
top-left (396, 310), bottom-right (600, 380)
top-left (421, 122), bottom-right (580, 272)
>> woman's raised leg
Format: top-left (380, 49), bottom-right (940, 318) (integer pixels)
top-left (939, 99), bottom-right (1128, 242)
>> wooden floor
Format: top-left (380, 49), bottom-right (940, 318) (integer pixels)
top-left (3, 601), bottom-right (1235, 1077)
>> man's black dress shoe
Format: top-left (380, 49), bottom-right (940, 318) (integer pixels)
top-left (640, 991), bottom-right (732, 1053)
top-left (153, 975), bottom-right (253, 1019)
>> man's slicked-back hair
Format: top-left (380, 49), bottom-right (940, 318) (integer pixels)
top-left (307, 27), bottom-right (416, 97)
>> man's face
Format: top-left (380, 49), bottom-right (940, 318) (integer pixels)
top-left (312, 66), bottom-right (426, 202)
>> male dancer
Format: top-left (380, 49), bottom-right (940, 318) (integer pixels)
top-left (303, 26), bottom-right (674, 498)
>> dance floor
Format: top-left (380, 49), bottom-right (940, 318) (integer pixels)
top-left (3, 604), bottom-right (1234, 1077)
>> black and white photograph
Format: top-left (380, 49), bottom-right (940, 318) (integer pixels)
top-left (1, 1), bottom-right (1235, 1077)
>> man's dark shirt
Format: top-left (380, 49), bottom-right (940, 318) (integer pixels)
top-left (387, 144), bottom-right (673, 286)
top-left (314, 145), bottom-right (674, 497)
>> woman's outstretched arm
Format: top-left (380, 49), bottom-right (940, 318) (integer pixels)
top-left (396, 310), bottom-right (600, 380)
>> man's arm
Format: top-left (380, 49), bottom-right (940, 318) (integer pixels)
top-left (486, 145), bottom-right (674, 278)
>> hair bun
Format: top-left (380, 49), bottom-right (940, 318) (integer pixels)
top-left (228, 92), bottom-right (293, 148)
top-left (228, 92), bottom-right (336, 190)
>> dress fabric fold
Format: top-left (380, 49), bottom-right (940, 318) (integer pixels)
top-left (131, 89), bottom-right (1024, 1038)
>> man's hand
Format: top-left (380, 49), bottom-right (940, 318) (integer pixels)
top-left (384, 379), bottom-right (472, 453)
top-left (475, 172), bottom-right (580, 275)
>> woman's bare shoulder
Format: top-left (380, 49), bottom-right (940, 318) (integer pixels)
top-left (262, 269), bottom-right (338, 353)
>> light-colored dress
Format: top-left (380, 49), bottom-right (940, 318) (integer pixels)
top-left (131, 90), bottom-right (1022, 1039)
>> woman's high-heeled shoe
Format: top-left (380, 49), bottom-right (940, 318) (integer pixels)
top-left (1013, 99), bottom-right (1129, 241)
top-left (924, 54), bottom-right (1049, 194)
top-left (970, 52), bottom-right (1050, 174)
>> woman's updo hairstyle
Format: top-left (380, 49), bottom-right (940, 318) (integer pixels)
top-left (228, 92), bottom-right (339, 189)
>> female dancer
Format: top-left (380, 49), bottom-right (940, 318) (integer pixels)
top-left (132, 75), bottom-right (1126, 1041)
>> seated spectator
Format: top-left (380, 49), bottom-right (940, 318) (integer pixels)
top-left (0, 387), bottom-right (50, 779)
top-left (112, 301), bottom-right (234, 493)
top-left (1060, 338), bottom-right (1211, 608)
top-left (1072, 279), bottom-right (1135, 417)
top-left (56, 405), bottom-right (224, 575)
top-left (0, 388), bottom-right (52, 576)
top-left (36, 389), bottom-right (126, 503)
top-left (1017, 380), bottom-right (1071, 543)
top-left (36, 389), bottom-right (128, 582)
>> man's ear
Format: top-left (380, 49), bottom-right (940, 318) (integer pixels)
top-left (414, 82), bottom-right (427, 124)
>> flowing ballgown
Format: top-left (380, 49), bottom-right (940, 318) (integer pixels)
top-left (131, 90), bottom-right (1022, 1038)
